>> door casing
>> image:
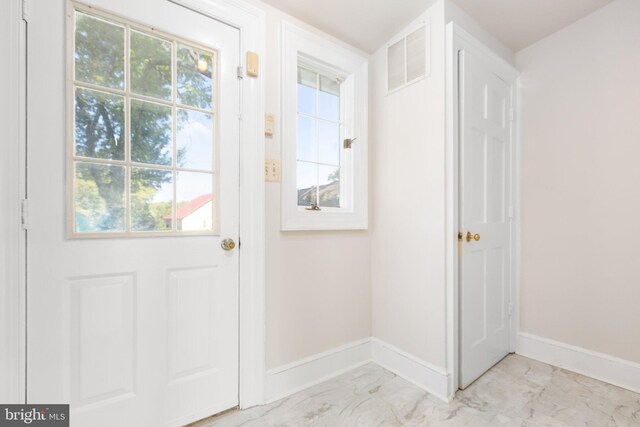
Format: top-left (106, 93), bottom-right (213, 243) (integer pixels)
top-left (8, 0), bottom-right (266, 409)
top-left (445, 22), bottom-right (520, 397)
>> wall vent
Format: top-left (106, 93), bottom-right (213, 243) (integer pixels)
top-left (387, 24), bottom-right (429, 93)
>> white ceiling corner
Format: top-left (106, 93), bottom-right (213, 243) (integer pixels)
top-left (260, 0), bottom-right (616, 54)
top-left (450, 0), bottom-right (616, 51)
top-left (260, 0), bottom-right (436, 53)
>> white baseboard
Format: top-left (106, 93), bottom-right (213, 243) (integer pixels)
top-left (265, 338), bottom-right (372, 403)
top-left (265, 337), bottom-right (451, 403)
top-left (517, 332), bottom-right (640, 394)
top-left (371, 338), bottom-right (451, 402)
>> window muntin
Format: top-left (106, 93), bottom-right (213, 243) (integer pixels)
top-left (71, 9), bottom-right (218, 236)
top-left (296, 65), bottom-right (342, 209)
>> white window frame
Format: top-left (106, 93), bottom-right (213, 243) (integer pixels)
top-left (281, 21), bottom-right (368, 231)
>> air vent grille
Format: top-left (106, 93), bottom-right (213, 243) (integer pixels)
top-left (387, 25), bottom-right (428, 93)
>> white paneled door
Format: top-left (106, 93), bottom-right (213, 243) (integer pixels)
top-left (459, 49), bottom-right (512, 389)
top-left (27, 1), bottom-right (240, 426)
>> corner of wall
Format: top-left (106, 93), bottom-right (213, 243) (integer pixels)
top-left (443, 0), bottom-right (515, 66)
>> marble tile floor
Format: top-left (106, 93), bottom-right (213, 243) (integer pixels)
top-left (191, 355), bottom-right (640, 427)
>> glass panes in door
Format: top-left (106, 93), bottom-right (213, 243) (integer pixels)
top-left (71, 10), bottom-right (218, 235)
top-left (296, 65), bottom-right (342, 209)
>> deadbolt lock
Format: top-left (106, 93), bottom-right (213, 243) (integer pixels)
top-left (466, 232), bottom-right (481, 242)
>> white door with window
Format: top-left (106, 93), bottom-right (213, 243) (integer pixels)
top-left (459, 49), bottom-right (513, 389)
top-left (27, 1), bottom-right (240, 425)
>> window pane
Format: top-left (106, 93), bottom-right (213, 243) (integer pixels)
top-left (131, 99), bottom-right (172, 166)
top-left (177, 45), bottom-right (213, 110)
top-left (388, 38), bottom-right (405, 91)
top-left (131, 167), bottom-right (173, 232)
top-left (320, 75), bottom-right (340, 96)
top-left (318, 76), bottom-right (340, 122)
top-left (318, 121), bottom-right (340, 166)
top-left (75, 88), bottom-right (125, 160)
top-left (319, 165), bottom-right (340, 208)
top-left (130, 30), bottom-right (172, 100)
top-left (75, 12), bottom-right (124, 90)
top-left (297, 67), bottom-right (317, 115)
top-left (297, 84), bottom-right (316, 116)
top-left (297, 115), bottom-right (317, 162)
top-left (74, 162), bottom-right (125, 233)
top-left (297, 161), bottom-right (317, 207)
top-left (298, 67), bottom-right (317, 87)
top-left (177, 109), bottom-right (214, 171)
top-left (176, 172), bottom-right (213, 231)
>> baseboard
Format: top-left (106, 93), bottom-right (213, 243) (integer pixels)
top-left (517, 332), bottom-right (640, 394)
top-left (370, 338), bottom-right (451, 402)
top-left (265, 338), bottom-right (372, 403)
top-left (265, 337), bottom-right (452, 403)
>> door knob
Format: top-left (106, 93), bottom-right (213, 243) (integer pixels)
top-left (221, 238), bottom-right (236, 251)
top-left (466, 232), bottom-right (480, 242)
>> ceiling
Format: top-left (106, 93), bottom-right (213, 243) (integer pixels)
top-left (260, 0), bottom-right (615, 54)
top-left (450, 0), bottom-right (615, 52)
top-left (260, 0), bottom-right (436, 53)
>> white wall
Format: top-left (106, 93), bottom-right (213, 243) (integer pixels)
top-left (0, 0), bottom-right (23, 404)
top-left (371, 0), bottom-right (514, 372)
top-left (370, 0), bottom-right (448, 368)
top-left (517, 0), bottom-right (640, 364)
top-left (181, 201), bottom-right (213, 231)
top-left (244, 0), bottom-right (372, 369)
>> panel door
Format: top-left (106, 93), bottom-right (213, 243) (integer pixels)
top-left (26, 1), bottom-right (240, 426)
top-left (459, 49), bottom-right (512, 389)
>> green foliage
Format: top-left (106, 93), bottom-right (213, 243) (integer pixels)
top-left (75, 178), bottom-right (107, 232)
top-left (177, 46), bottom-right (213, 109)
top-left (327, 168), bottom-right (340, 183)
top-left (75, 165), bottom-right (125, 232)
top-left (75, 12), bottom-right (125, 89)
top-left (130, 31), bottom-right (172, 100)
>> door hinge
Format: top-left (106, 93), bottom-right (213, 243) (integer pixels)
top-left (20, 199), bottom-right (29, 230)
top-left (22, 0), bottom-right (31, 22)
top-left (508, 205), bottom-right (514, 219)
top-left (237, 66), bottom-right (244, 80)
top-left (509, 108), bottom-right (515, 122)
top-left (508, 303), bottom-right (513, 317)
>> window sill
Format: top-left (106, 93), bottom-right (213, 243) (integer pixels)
top-left (281, 209), bottom-right (367, 231)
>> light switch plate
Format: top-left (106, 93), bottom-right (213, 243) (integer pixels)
top-left (265, 113), bottom-right (275, 136)
top-left (265, 159), bottom-right (280, 182)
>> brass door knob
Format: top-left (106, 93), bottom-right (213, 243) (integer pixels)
top-left (221, 238), bottom-right (236, 251)
top-left (466, 232), bottom-right (480, 242)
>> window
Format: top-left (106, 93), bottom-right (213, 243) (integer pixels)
top-left (281, 23), bottom-right (368, 230)
top-left (70, 7), bottom-right (218, 236)
top-left (387, 23), bottom-right (430, 93)
top-left (296, 65), bottom-right (342, 210)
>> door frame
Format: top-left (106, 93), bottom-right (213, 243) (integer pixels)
top-left (445, 22), bottom-right (520, 396)
top-left (1, 0), bottom-right (27, 405)
top-left (8, 0), bottom-right (267, 410)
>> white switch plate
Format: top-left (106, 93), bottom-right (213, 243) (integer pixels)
top-left (265, 113), bottom-right (275, 136)
top-left (265, 159), bottom-right (280, 182)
